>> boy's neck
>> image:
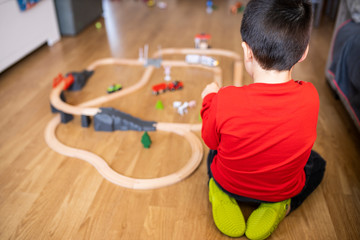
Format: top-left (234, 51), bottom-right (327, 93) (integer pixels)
top-left (253, 67), bottom-right (292, 84)
top-left (252, 62), bottom-right (293, 84)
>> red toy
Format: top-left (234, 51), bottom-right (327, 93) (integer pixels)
top-left (152, 81), bottom-right (183, 95)
top-left (168, 81), bottom-right (183, 91)
top-left (63, 74), bottom-right (74, 90)
top-left (195, 33), bottom-right (211, 41)
top-left (152, 83), bottom-right (167, 95)
top-left (194, 33), bottom-right (211, 49)
top-left (52, 74), bottom-right (63, 88)
top-left (230, 2), bottom-right (244, 14)
top-left (52, 73), bottom-right (74, 90)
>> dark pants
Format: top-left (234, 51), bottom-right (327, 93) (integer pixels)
top-left (207, 150), bottom-right (326, 213)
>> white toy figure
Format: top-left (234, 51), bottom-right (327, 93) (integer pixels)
top-left (173, 101), bottom-right (182, 109)
top-left (173, 100), bottom-right (196, 116)
top-left (157, 1), bottom-right (167, 9)
top-left (206, 0), bottom-right (213, 14)
top-left (185, 54), bottom-right (219, 67)
top-left (178, 102), bottom-right (189, 116)
top-left (164, 65), bottom-right (171, 81)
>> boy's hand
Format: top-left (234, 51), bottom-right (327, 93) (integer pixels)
top-left (201, 82), bottom-right (220, 99)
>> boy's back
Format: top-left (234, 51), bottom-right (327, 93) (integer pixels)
top-left (201, 80), bottom-right (319, 201)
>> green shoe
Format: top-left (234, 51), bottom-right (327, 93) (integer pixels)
top-left (245, 199), bottom-right (291, 240)
top-left (209, 178), bottom-right (245, 237)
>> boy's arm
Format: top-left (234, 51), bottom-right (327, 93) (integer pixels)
top-left (201, 82), bottom-right (219, 99)
top-left (201, 84), bottom-right (220, 150)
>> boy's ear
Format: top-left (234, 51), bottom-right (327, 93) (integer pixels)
top-left (298, 45), bottom-right (309, 63)
top-left (242, 42), bottom-right (253, 62)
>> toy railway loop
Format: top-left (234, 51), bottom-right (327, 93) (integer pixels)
top-left (45, 48), bottom-right (243, 189)
top-left (45, 115), bottom-right (203, 189)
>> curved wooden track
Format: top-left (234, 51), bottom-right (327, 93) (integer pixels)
top-left (50, 61), bottom-right (222, 115)
top-left (45, 115), bottom-right (203, 189)
top-left (45, 48), bottom-right (243, 189)
top-left (154, 48), bottom-right (243, 87)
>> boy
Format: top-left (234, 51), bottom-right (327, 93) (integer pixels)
top-left (200, 0), bottom-right (326, 239)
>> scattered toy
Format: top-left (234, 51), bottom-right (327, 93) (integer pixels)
top-left (107, 83), bottom-right (122, 94)
top-left (141, 131), bottom-right (152, 148)
top-left (152, 81), bottom-right (183, 95)
top-left (168, 80), bottom-right (183, 91)
top-left (52, 73), bottom-right (74, 90)
top-left (147, 0), bottom-right (155, 7)
top-left (152, 83), bottom-right (167, 95)
top-left (194, 33), bottom-right (211, 49)
top-left (173, 101), bottom-right (182, 109)
top-left (156, 100), bottom-right (164, 110)
top-left (53, 73), bottom-right (63, 88)
top-left (230, 2), bottom-right (244, 14)
top-left (173, 100), bottom-right (196, 116)
top-left (185, 54), bottom-right (219, 67)
top-left (95, 22), bottom-right (102, 29)
top-left (188, 100), bottom-right (196, 108)
top-left (178, 102), bottom-right (189, 116)
top-left (206, 0), bottom-right (213, 14)
top-left (157, 1), bottom-right (167, 9)
top-left (164, 65), bottom-right (171, 81)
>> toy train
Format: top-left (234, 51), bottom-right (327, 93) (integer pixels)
top-left (185, 54), bottom-right (219, 67)
top-left (107, 83), bottom-right (122, 94)
top-left (152, 81), bottom-right (183, 95)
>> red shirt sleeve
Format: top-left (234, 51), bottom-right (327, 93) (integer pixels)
top-left (201, 93), bottom-right (219, 150)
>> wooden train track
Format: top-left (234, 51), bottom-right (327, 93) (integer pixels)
top-left (45, 48), bottom-right (243, 189)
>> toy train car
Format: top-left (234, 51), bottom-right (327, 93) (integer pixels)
top-left (52, 73), bottom-right (74, 90)
top-left (185, 54), bottom-right (219, 67)
top-left (107, 83), bottom-right (123, 94)
top-left (152, 81), bottom-right (183, 95)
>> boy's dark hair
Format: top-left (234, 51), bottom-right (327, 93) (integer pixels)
top-left (240, 0), bottom-right (312, 71)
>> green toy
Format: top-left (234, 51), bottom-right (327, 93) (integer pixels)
top-left (156, 100), bottom-right (164, 110)
top-left (107, 83), bottom-right (122, 93)
top-left (141, 131), bottom-right (152, 148)
top-left (95, 22), bottom-right (102, 29)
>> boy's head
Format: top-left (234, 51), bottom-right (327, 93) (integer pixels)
top-left (240, 0), bottom-right (312, 71)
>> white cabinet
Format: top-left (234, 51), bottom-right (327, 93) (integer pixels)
top-left (0, 0), bottom-right (60, 73)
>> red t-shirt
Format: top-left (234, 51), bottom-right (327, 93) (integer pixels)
top-left (201, 80), bottom-right (319, 202)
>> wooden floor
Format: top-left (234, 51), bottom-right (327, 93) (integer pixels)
top-left (1, 1), bottom-right (360, 239)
